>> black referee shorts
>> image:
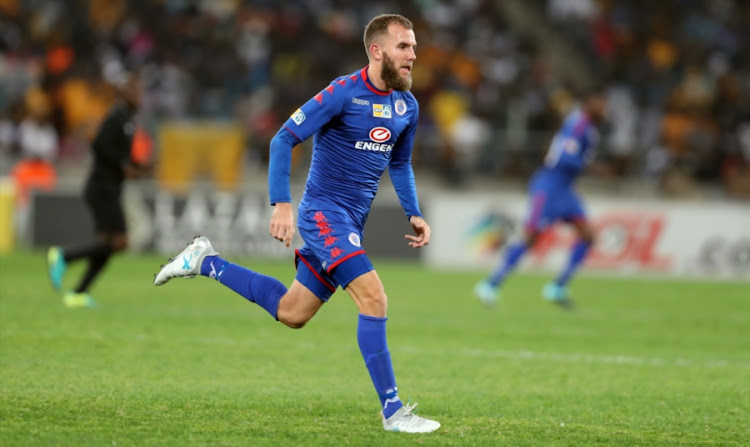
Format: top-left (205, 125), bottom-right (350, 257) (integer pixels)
top-left (83, 185), bottom-right (127, 234)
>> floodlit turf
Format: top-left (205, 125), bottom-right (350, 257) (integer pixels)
top-left (1, 251), bottom-right (748, 446)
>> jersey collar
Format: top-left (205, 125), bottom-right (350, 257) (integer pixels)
top-left (361, 66), bottom-right (392, 96)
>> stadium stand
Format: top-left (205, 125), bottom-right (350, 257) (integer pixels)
top-left (1, 0), bottom-right (749, 197)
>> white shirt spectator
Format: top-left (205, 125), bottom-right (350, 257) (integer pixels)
top-left (19, 118), bottom-right (58, 160)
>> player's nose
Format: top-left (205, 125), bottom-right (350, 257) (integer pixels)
top-left (404, 46), bottom-right (416, 61)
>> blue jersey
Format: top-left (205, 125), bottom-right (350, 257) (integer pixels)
top-left (269, 67), bottom-right (420, 228)
top-left (525, 108), bottom-right (597, 230)
top-left (533, 108), bottom-right (598, 188)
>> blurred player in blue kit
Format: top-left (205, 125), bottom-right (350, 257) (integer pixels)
top-left (475, 89), bottom-right (608, 308)
top-left (154, 14), bottom-right (440, 433)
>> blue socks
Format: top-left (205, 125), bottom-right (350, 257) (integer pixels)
top-left (198, 258), bottom-right (404, 417)
top-left (200, 255), bottom-right (285, 320)
top-left (488, 241), bottom-right (528, 287)
top-left (357, 314), bottom-right (403, 419)
top-left (488, 238), bottom-right (591, 288)
top-left (556, 239), bottom-right (591, 286)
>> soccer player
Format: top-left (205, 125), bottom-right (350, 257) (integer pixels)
top-left (153, 14), bottom-right (440, 433)
top-left (474, 88), bottom-right (607, 308)
top-left (46, 72), bottom-right (149, 308)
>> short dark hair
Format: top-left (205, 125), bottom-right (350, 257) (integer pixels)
top-left (363, 14), bottom-right (413, 56)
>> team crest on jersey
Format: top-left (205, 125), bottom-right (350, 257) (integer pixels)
top-left (394, 99), bottom-right (407, 116)
top-left (291, 108), bottom-right (306, 125)
top-left (373, 104), bottom-right (392, 119)
top-left (348, 232), bottom-right (361, 247)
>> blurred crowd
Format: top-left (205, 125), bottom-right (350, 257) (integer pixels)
top-left (1, 0), bottom-right (749, 197)
top-left (544, 0), bottom-right (750, 195)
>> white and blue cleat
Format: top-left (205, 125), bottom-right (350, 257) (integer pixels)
top-left (381, 402), bottom-right (440, 433)
top-left (153, 236), bottom-right (218, 286)
top-left (473, 280), bottom-right (500, 307)
top-left (543, 282), bottom-right (574, 309)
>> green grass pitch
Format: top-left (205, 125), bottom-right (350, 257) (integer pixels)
top-left (1, 251), bottom-right (748, 446)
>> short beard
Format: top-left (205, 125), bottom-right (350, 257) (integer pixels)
top-left (381, 52), bottom-right (412, 92)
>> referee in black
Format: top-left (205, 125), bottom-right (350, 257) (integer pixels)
top-left (47, 71), bottom-right (150, 308)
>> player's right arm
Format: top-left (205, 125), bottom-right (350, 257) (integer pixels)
top-left (269, 201), bottom-right (295, 247)
top-left (544, 131), bottom-right (591, 176)
top-left (267, 80), bottom-right (347, 246)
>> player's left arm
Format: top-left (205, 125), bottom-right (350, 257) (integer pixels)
top-left (388, 101), bottom-right (430, 248)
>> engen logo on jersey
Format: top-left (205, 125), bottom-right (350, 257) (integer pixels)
top-left (354, 127), bottom-right (393, 152)
top-left (369, 127), bottom-right (391, 142)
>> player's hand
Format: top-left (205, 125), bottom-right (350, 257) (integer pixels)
top-left (269, 202), bottom-right (295, 248)
top-left (405, 215), bottom-right (431, 248)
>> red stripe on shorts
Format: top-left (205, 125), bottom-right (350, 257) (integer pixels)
top-left (327, 249), bottom-right (367, 273)
top-left (295, 249), bottom-right (336, 292)
top-left (525, 191), bottom-right (547, 231)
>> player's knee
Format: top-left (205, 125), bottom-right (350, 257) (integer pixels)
top-left (345, 271), bottom-right (388, 316)
top-left (276, 300), bottom-right (312, 329)
top-left (277, 309), bottom-right (310, 329)
top-left (280, 318), bottom-right (307, 329)
top-left (364, 290), bottom-right (388, 306)
top-left (359, 289), bottom-right (388, 315)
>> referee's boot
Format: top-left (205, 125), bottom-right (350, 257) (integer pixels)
top-left (47, 246), bottom-right (66, 290)
top-left (63, 291), bottom-right (96, 309)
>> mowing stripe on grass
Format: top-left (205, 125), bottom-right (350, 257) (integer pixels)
top-left (4, 328), bottom-right (748, 370)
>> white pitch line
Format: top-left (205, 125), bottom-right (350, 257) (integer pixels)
top-left (163, 335), bottom-right (750, 370)
top-left (4, 328), bottom-right (749, 370)
top-left (398, 345), bottom-right (750, 370)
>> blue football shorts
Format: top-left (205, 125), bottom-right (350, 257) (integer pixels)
top-left (525, 185), bottom-right (587, 233)
top-left (294, 208), bottom-right (374, 301)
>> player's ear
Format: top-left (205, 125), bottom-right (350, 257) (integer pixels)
top-left (369, 43), bottom-right (382, 61)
